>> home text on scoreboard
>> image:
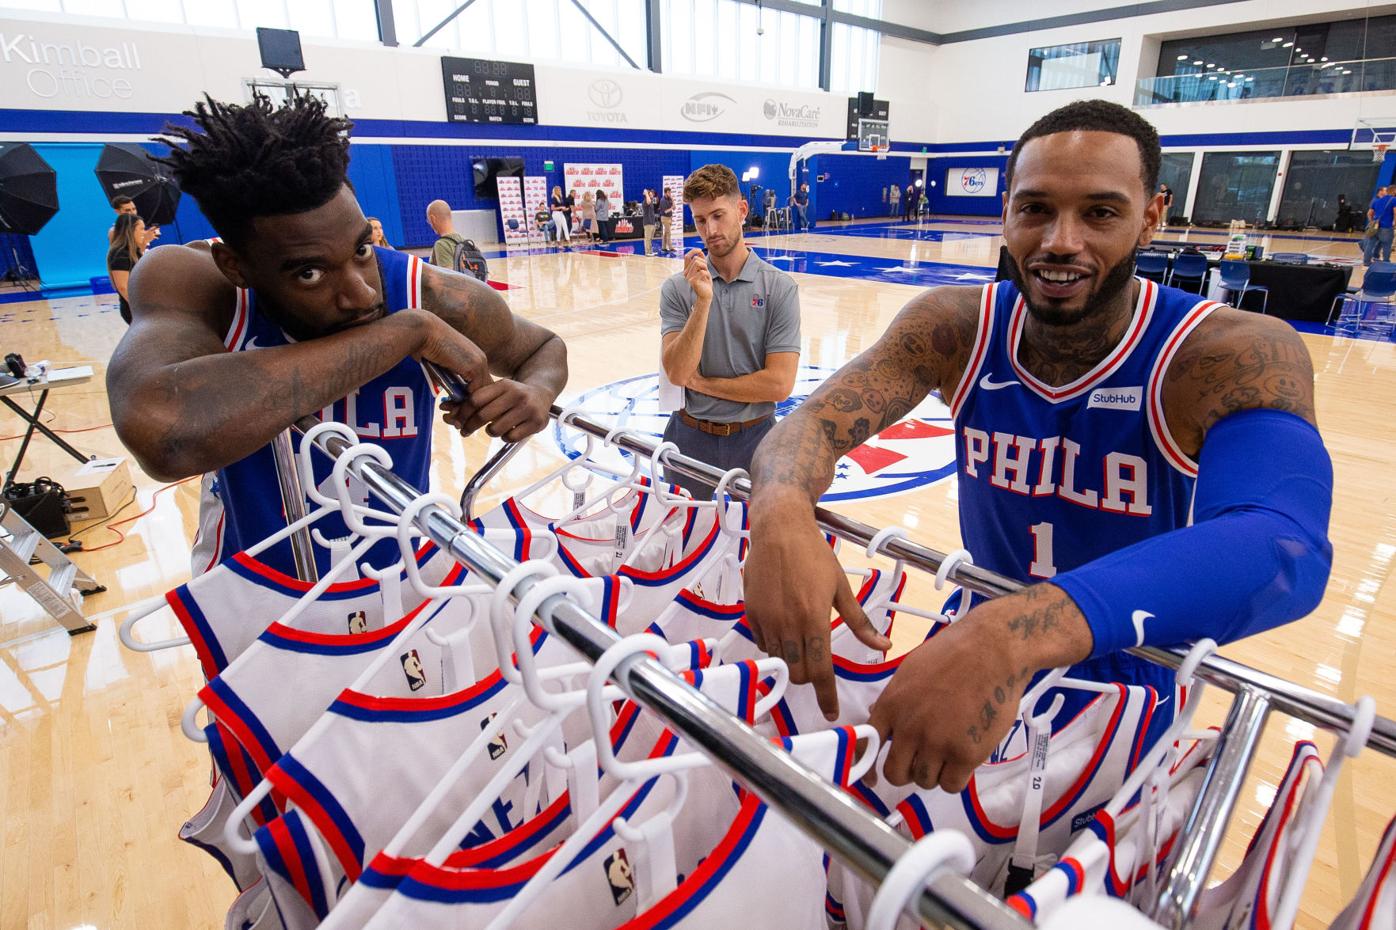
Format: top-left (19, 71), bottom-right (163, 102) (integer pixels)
top-left (440, 56), bottom-right (537, 125)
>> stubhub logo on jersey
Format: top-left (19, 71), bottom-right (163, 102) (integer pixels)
top-left (555, 366), bottom-right (958, 502)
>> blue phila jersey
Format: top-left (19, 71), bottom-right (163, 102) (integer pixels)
top-left (950, 278), bottom-right (1223, 693)
top-left (196, 247), bottom-right (435, 577)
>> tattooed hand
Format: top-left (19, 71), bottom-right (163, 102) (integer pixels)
top-left (868, 583), bottom-right (1091, 792)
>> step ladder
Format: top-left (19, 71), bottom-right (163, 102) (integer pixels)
top-left (0, 501), bottom-right (105, 635)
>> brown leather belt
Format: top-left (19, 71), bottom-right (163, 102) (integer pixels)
top-left (678, 410), bottom-right (770, 437)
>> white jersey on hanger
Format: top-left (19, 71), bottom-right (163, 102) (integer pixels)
top-left (1004, 737), bottom-right (1215, 924)
top-left (312, 660), bottom-right (768, 929)
top-left (1332, 813), bottom-right (1396, 930)
top-left (1193, 740), bottom-right (1324, 930)
top-left (826, 683), bottom-right (1159, 927)
top-left (353, 726), bottom-right (856, 930)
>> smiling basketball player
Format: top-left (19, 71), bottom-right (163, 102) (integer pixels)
top-left (743, 99), bottom-right (1333, 792)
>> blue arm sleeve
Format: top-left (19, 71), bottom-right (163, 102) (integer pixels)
top-left (1052, 409), bottom-right (1333, 658)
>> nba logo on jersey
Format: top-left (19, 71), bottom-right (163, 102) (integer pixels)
top-left (480, 714), bottom-right (508, 760)
top-left (347, 610), bottom-right (368, 634)
top-left (604, 848), bottom-right (634, 905)
top-left (400, 650), bottom-right (426, 691)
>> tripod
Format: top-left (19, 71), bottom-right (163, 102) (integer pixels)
top-left (2, 246), bottom-right (39, 293)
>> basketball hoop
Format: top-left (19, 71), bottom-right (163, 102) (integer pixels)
top-left (1375, 142), bottom-right (1390, 163)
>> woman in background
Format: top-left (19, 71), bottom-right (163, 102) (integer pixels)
top-left (367, 216), bottom-right (395, 250)
top-left (106, 212), bottom-right (145, 324)
top-left (579, 191), bottom-right (596, 243)
top-left (595, 189), bottom-right (612, 243)
top-left (550, 185), bottom-right (572, 245)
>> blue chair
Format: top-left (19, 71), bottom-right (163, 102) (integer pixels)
top-left (1328, 269), bottom-right (1396, 336)
top-left (1217, 260), bottom-right (1270, 313)
top-left (1270, 252), bottom-right (1309, 264)
top-left (1166, 251), bottom-right (1210, 293)
top-left (1135, 251), bottom-right (1168, 283)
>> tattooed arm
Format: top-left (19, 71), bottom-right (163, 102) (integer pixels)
top-left (1160, 307), bottom-right (1317, 454)
top-left (108, 246), bottom-right (490, 482)
top-left (421, 261), bottom-right (567, 441)
top-left (742, 286), bottom-right (982, 716)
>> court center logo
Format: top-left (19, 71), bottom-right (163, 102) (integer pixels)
top-left (960, 167), bottom-right (988, 195)
top-left (553, 366), bottom-right (958, 503)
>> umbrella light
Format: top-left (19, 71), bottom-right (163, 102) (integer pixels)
top-left (94, 143), bottom-right (182, 226)
top-left (0, 143), bottom-right (59, 235)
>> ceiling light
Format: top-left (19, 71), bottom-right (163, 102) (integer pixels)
top-left (1207, 75), bottom-right (1217, 80)
top-left (1321, 56), bottom-right (1329, 61)
top-left (1193, 59), bottom-right (1203, 65)
top-left (1207, 62), bottom-right (1215, 67)
top-left (1177, 54), bottom-right (1189, 60)
top-left (1245, 76), bottom-right (1254, 81)
top-left (1272, 36), bottom-right (1284, 42)
top-left (1283, 41), bottom-right (1293, 47)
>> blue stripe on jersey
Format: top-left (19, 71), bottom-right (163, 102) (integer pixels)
top-left (954, 278), bottom-right (1211, 695)
top-left (673, 591), bottom-right (744, 621)
top-left (275, 754), bottom-right (367, 869)
top-left (285, 812), bottom-right (331, 918)
top-left (210, 247), bottom-right (433, 577)
top-left (169, 585), bottom-right (227, 674)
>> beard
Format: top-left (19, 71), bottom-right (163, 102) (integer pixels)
top-left (1005, 251), bottom-right (1137, 328)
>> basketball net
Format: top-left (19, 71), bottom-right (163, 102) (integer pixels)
top-left (1375, 142), bottom-right (1389, 163)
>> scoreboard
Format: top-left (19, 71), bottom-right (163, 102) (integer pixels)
top-left (441, 57), bottom-right (537, 125)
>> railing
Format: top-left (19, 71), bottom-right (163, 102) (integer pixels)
top-left (1135, 57), bottom-right (1396, 107)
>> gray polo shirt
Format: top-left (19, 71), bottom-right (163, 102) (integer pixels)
top-left (659, 249), bottom-right (801, 422)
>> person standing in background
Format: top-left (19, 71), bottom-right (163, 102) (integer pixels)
top-left (426, 199), bottom-right (465, 267)
top-left (641, 189), bottom-right (660, 256)
top-left (367, 217), bottom-right (394, 250)
top-left (550, 185), bottom-right (571, 245)
top-left (889, 183), bottom-right (901, 219)
top-left (109, 195), bottom-right (160, 247)
top-left (763, 187), bottom-right (778, 230)
top-left (659, 164), bottom-right (801, 498)
top-left (658, 187), bottom-right (675, 255)
top-left (106, 212), bottom-right (146, 324)
top-left (1368, 185), bottom-right (1396, 265)
top-left (1157, 183), bottom-right (1174, 230)
top-left (595, 190), bottom-right (612, 243)
top-left (794, 183), bottom-right (810, 231)
top-left (579, 191), bottom-right (596, 243)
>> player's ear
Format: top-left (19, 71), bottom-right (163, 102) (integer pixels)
top-left (210, 242), bottom-right (251, 289)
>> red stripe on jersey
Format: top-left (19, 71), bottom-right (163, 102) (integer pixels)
top-left (1146, 299), bottom-right (1221, 477)
top-left (231, 551), bottom-right (380, 593)
top-left (949, 282), bottom-right (996, 419)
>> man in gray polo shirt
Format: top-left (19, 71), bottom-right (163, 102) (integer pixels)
top-left (659, 164), bottom-right (801, 497)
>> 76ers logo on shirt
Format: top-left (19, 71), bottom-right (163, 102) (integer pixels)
top-left (751, 294), bottom-right (766, 309)
top-left (554, 366), bottom-right (958, 502)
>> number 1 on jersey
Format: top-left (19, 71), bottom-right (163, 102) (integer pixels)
top-left (1029, 521), bottom-right (1057, 578)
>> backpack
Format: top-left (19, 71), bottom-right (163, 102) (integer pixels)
top-left (448, 235), bottom-right (488, 282)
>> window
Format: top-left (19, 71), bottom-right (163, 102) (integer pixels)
top-left (394, 0), bottom-right (646, 70)
top-left (1025, 39), bottom-right (1120, 92)
top-left (12, 0), bottom-right (381, 41)
top-left (662, 0), bottom-right (824, 90)
top-left (1159, 152), bottom-right (1195, 221)
top-left (1192, 152), bottom-right (1280, 227)
top-left (1278, 151), bottom-right (1380, 229)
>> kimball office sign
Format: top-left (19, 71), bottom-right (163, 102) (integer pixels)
top-left (1, 31), bottom-right (143, 101)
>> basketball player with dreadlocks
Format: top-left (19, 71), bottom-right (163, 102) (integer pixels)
top-left (107, 95), bottom-right (567, 576)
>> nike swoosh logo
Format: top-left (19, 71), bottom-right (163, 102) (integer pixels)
top-left (244, 336), bottom-right (261, 350)
top-left (979, 373), bottom-right (1021, 391)
top-left (1131, 610), bottom-right (1154, 647)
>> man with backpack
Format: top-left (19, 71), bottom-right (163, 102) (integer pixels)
top-left (426, 199), bottom-right (489, 281)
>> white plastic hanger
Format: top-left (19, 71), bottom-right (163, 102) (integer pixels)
top-left (1270, 695), bottom-right (1377, 930)
top-left (865, 831), bottom-right (977, 930)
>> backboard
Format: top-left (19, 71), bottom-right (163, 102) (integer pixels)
top-left (858, 118), bottom-right (890, 153)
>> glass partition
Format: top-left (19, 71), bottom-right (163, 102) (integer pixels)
top-left (1192, 152), bottom-right (1280, 227)
top-left (1159, 152), bottom-right (1195, 223)
top-left (1277, 151), bottom-right (1381, 229)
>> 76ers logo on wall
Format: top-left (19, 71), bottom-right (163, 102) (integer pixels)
top-left (960, 167), bottom-right (987, 194)
top-left (553, 367), bottom-right (957, 502)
